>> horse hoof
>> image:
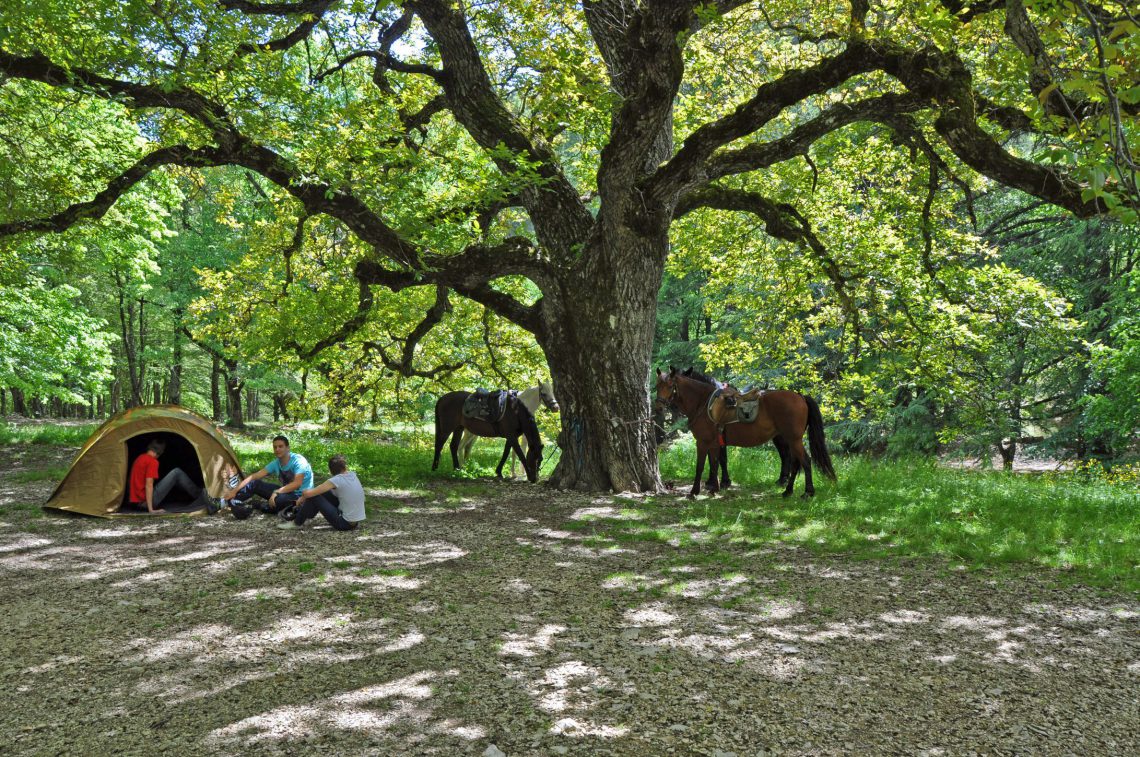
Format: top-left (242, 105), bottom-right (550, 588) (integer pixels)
top-left (801, 491), bottom-right (815, 499)
top-left (782, 490), bottom-right (793, 498)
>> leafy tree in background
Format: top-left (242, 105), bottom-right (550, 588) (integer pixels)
top-left (1, 1), bottom-right (1136, 489)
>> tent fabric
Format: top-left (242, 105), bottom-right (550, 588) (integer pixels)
top-left (43, 405), bottom-right (243, 518)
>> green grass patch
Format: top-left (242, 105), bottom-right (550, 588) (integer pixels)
top-left (618, 444), bottom-right (1140, 593)
top-left (8, 466), bottom-right (68, 483)
top-left (0, 423), bottom-right (99, 446)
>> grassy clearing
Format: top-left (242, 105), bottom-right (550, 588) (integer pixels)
top-left (0, 423), bottom-right (99, 446)
top-left (227, 427), bottom-right (537, 490)
top-left (8, 466), bottom-right (69, 483)
top-left (625, 439), bottom-right (1140, 593)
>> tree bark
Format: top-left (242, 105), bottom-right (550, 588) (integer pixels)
top-left (210, 356), bottom-right (223, 422)
top-left (169, 336), bottom-right (183, 405)
top-left (223, 359), bottom-right (245, 428)
top-left (539, 233), bottom-right (666, 492)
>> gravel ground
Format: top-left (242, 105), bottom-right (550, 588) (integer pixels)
top-left (1, 445), bottom-right (1137, 756)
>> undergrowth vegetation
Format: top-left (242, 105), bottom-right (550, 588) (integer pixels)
top-left (6, 421), bottom-right (1137, 593)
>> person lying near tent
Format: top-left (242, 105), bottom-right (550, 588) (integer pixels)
top-left (277, 454), bottom-right (365, 531)
top-left (220, 435), bottom-right (313, 519)
top-left (114, 438), bottom-right (214, 515)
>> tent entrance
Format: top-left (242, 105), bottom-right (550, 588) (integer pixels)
top-left (121, 432), bottom-right (207, 511)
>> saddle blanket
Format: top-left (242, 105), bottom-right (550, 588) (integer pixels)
top-left (463, 389), bottom-right (510, 423)
top-left (708, 387), bottom-right (762, 426)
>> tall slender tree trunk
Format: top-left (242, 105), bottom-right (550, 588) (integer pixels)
top-left (169, 336), bottom-right (183, 406)
top-left (223, 359), bottom-right (244, 428)
top-left (210, 356), bottom-right (223, 422)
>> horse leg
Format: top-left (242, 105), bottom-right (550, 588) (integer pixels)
top-left (458, 430), bottom-right (476, 466)
top-left (508, 435), bottom-right (533, 480)
top-left (449, 429), bottom-right (464, 469)
top-left (773, 435), bottom-right (792, 486)
top-left (512, 436), bottom-right (529, 479)
top-left (432, 419), bottom-right (451, 471)
top-left (691, 441), bottom-right (708, 498)
top-left (781, 451), bottom-right (801, 498)
top-left (719, 445), bottom-right (731, 489)
top-left (791, 437), bottom-right (814, 497)
top-left (495, 438), bottom-right (513, 478)
top-left (706, 444), bottom-right (721, 494)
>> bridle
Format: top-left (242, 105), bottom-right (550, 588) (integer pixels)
top-left (539, 385), bottom-right (560, 412)
top-left (655, 375), bottom-right (681, 412)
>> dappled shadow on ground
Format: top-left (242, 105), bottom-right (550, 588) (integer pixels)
top-left (0, 463), bottom-right (1137, 755)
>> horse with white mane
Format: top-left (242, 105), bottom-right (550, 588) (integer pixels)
top-left (458, 381), bottom-right (559, 475)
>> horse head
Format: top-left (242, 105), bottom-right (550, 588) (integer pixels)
top-left (538, 381), bottom-right (560, 413)
top-left (654, 367), bottom-right (680, 410)
top-left (524, 441), bottom-right (544, 483)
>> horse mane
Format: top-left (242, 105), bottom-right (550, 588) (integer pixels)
top-left (514, 397), bottom-right (542, 449)
top-left (682, 367), bottom-right (719, 386)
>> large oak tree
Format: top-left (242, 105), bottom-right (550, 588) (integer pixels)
top-left (1, 0), bottom-right (1136, 490)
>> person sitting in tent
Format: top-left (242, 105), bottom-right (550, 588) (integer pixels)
top-left (117, 438), bottom-right (211, 515)
top-left (277, 454), bottom-right (365, 531)
top-left (221, 435), bottom-right (312, 518)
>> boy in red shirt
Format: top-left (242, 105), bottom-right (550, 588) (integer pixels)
top-left (115, 439), bottom-right (211, 514)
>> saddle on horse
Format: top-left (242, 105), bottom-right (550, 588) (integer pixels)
top-left (708, 386), bottom-right (764, 427)
top-left (463, 389), bottom-right (512, 424)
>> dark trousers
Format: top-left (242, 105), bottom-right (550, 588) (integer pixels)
top-left (295, 492), bottom-right (357, 531)
top-left (232, 479), bottom-right (300, 513)
top-left (149, 468), bottom-right (201, 507)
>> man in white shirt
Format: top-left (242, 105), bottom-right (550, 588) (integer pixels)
top-left (278, 454), bottom-right (365, 531)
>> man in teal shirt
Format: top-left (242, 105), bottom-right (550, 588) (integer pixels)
top-left (222, 435), bottom-right (313, 516)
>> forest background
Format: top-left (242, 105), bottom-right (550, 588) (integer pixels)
top-left (1, 0), bottom-right (1138, 476)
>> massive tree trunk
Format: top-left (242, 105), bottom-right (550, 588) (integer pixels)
top-left (539, 231), bottom-right (667, 492)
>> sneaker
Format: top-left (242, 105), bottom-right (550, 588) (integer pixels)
top-left (277, 520), bottom-right (298, 530)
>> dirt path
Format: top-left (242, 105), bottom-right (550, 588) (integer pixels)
top-left (1, 449), bottom-right (1137, 755)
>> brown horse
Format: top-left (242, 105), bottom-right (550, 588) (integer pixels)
top-left (679, 367), bottom-right (793, 489)
top-left (654, 367), bottom-right (836, 497)
top-left (432, 391), bottom-right (544, 482)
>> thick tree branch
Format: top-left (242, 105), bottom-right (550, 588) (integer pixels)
top-left (219, 0), bottom-right (328, 13)
top-left (222, 0), bottom-right (336, 56)
top-left (702, 92), bottom-right (930, 183)
top-left (0, 145), bottom-right (228, 237)
top-left (360, 285), bottom-right (463, 378)
top-left (650, 41), bottom-right (882, 202)
top-left (407, 0), bottom-right (593, 254)
top-left (876, 44), bottom-right (1109, 217)
top-left (312, 49), bottom-right (444, 83)
top-left (0, 49), bottom-right (230, 130)
top-left (676, 186), bottom-right (858, 324)
top-left (354, 236), bottom-right (544, 333)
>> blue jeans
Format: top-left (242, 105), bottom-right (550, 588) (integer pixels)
top-left (147, 468), bottom-right (201, 507)
top-left (232, 480), bottom-right (300, 513)
top-left (295, 492), bottom-right (357, 531)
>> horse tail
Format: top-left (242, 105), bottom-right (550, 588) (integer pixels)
top-left (804, 395), bottom-right (837, 481)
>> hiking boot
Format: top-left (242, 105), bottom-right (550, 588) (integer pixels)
top-left (231, 501), bottom-right (253, 520)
